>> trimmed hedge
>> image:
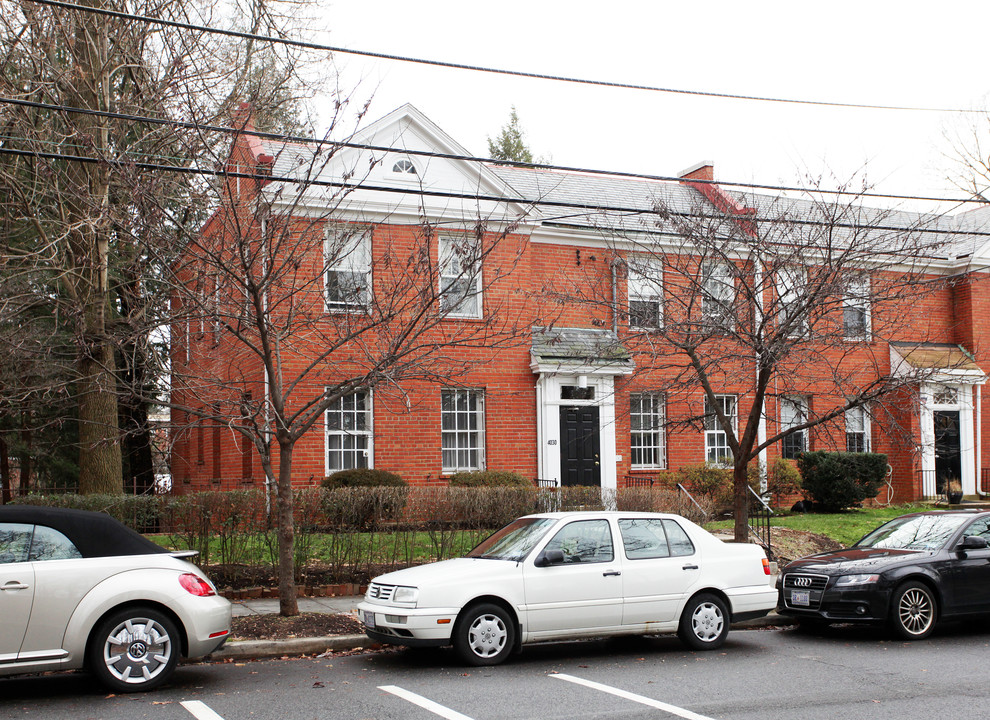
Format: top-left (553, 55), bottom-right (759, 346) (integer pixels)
top-left (447, 470), bottom-right (531, 487)
top-left (322, 468), bottom-right (406, 488)
top-left (797, 451), bottom-right (888, 512)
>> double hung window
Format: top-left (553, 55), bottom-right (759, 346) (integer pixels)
top-left (845, 405), bottom-right (870, 453)
top-left (701, 262), bottom-right (734, 331)
top-left (439, 236), bottom-right (482, 318)
top-left (843, 275), bottom-right (871, 339)
top-left (326, 225), bottom-right (372, 310)
top-left (780, 396), bottom-right (808, 459)
top-left (704, 394), bottom-right (736, 464)
top-left (326, 391), bottom-right (372, 471)
top-left (630, 392), bottom-right (665, 468)
top-left (627, 259), bottom-right (663, 329)
top-left (441, 389), bottom-right (485, 471)
top-left (777, 266), bottom-right (807, 336)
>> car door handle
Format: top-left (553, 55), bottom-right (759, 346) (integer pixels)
top-left (1, 581), bottom-right (29, 591)
top-left (602, 570), bottom-right (621, 577)
top-left (682, 564), bottom-right (699, 571)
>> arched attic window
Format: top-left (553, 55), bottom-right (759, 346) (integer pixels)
top-left (392, 158), bottom-right (418, 175)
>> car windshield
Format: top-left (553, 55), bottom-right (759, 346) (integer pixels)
top-left (467, 517), bottom-right (557, 561)
top-left (855, 514), bottom-right (969, 551)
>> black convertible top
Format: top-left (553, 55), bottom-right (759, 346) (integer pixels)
top-left (0, 505), bottom-right (166, 558)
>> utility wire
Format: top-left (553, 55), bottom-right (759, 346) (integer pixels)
top-left (23, 0), bottom-right (986, 115)
top-left (2, 144), bottom-right (986, 242)
top-left (0, 95), bottom-right (981, 207)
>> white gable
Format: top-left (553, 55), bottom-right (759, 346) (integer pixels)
top-left (259, 104), bottom-right (532, 227)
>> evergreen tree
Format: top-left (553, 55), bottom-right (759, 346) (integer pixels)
top-left (487, 106), bottom-right (535, 164)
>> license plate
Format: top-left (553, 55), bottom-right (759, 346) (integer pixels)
top-left (790, 590), bottom-right (810, 607)
top-left (362, 610), bottom-right (376, 628)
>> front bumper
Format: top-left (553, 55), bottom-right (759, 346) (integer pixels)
top-left (777, 584), bottom-right (890, 623)
top-left (356, 601), bottom-right (461, 647)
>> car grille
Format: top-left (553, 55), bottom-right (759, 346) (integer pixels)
top-left (367, 583), bottom-right (396, 602)
top-left (782, 573), bottom-right (829, 610)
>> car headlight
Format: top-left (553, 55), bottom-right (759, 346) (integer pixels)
top-left (835, 574), bottom-right (879, 587)
top-left (393, 586), bottom-right (419, 604)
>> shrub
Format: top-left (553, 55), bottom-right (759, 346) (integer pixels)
top-left (322, 486), bottom-right (409, 530)
top-left (447, 470), bottom-right (531, 487)
top-left (766, 457), bottom-right (802, 505)
top-left (797, 451), bottom-right (888, 512)
top-left (322, 468), bottom-right (406, 489)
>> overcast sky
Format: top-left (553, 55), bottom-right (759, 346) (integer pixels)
top-left (315, 1), bottom-right (989, 212)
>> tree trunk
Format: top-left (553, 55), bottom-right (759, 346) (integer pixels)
top-left (276, 437), bottom-right (298, 616)
top-left (0, 432), bottom-right (10, 504)
top-left (733, 462), bottom-right (750, 543)
top-left (77, 347), bottom-right (123, 494)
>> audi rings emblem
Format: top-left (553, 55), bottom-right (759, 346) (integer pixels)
top-left (793, 576), bottom-right (813, 588)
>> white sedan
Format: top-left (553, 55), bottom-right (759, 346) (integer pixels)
top-left (0, 506), bottom-right (231, 692)
top-left (358, 511), bottom-right (776, 665)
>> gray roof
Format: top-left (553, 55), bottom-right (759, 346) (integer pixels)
top-left (531, 326), bottom-right (633, 366)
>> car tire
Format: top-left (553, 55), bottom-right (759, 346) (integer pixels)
top-left (889, 581), bottom-right (937, 640)
top-left (678, 593), bottom-right (730, 651)
top-left (88, 606), bottom-right (181, 692)
top-left (453, 603), bottom-right (515, 666)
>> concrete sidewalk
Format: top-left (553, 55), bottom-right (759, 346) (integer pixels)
top-left (211, 595), bottom-right (792, 662)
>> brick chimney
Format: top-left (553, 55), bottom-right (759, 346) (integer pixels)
top-left (678, 161), bottom-right (756, 237)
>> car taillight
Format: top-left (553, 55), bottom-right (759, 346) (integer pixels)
top-left (762, 558), bottom-right (771, 575)
top-left (179, 572), bottom-right (216, 597)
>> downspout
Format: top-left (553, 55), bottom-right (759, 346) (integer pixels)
top-left (978, 384), bottom-right (985, 497)
top-left (611, 259), bottom-right (620, 334)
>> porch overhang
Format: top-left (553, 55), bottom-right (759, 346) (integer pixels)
top-left (889, 341), bottom-right (987, 385)
top-left (530, 326), bottom-right (635, 376)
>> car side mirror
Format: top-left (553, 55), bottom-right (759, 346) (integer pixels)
top-left (958, 535), bottom-right (989, 551)
top-left (535, 549), bottom-right (565, 567)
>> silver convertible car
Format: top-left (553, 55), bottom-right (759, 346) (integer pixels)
top-left (0, 506), bottom-right (231, 692)
top-left (358, 511), bottom-right (776, 665)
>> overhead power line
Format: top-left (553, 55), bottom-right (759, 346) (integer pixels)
top-left (2, 144), bottom-right (987, 243)
top-left (24, 0), bottom-right (986, 115)
top-left (0, 95), bottom-right (982, 207)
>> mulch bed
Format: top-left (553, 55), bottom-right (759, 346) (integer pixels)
top-left (231, 612), bottom-right (364, 641)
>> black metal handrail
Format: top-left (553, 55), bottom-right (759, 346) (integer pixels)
top-left (747, 485), bottom-right (774, 561)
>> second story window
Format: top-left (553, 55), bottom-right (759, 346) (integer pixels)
top-left (843, 275), bottom-right (871, 340)
top-left (439, 235), bottom-right (482, 318)
top-left (777, 266), bottom-right (807, 337)
top-left (326, 225), bottom-right (372, 310)
top-left (701, 262), bottom-right (734, 332)
top-left (627, 259), bottom-right (663, 329)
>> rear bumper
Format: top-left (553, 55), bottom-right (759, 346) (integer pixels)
top-left (726, 585), bottom-right (778, 620)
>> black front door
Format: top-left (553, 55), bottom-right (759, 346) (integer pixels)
top-left (934, 410), bottom-right (961, 494)
top-left (559, 406), bottom-right (601, 487)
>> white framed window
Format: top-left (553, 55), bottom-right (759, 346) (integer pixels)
top-left (933, 385), bottom-right (959, 406)
top-left (777, 266), bottom-right (807, 336)
top-left (326, 391), bottom-right (372, 472)
top-left (630, 392), bottom-right (665, 468)
top-left (704, 394), bottom-right (736, 464)
top-left (441, 388), bottom-right (485, 472)
top-left (845, 405), bottom-right (870, 453)
top-left (439, 235), bottom-right (482, 318)
top-left (701, 262), bottom-right (734, 331)
top-left (325, 224), bottom-right (372, 310)
top-left (780, 396), bottom-right (808, 459)
top-left (391, 158), bottom-right (418, 175)
top-left (627, 259), bottom-right (663, 329)
top-left (843, 274), bottom-right (871, 339)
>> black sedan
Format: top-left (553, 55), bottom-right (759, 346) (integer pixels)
top-left (777, 510), bottom-right (990, 639)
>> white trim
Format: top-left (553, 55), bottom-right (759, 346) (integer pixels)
top-left (325, 389), bottom-right (374, 474)
top-left (919, 382), bottom-right (977, 496)
top-left (535, 372), bottom-right (618, 489)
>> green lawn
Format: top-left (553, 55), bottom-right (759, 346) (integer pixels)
top-left (706, 504), bottom-right (929, 547)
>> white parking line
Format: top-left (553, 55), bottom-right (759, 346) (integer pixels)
top-left (551, 673), bottom-right (716, 720)
top-left (378, 685), bottom-right (476, 720)
top-left (180, 700), bottom-right (226, 720)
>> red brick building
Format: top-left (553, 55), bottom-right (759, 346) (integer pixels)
top-left (170, 105), bottom-right (990, 503)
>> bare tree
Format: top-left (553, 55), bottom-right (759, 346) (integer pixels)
top-left (568, 177), bottom-right (965, 541)
top-left (166, 119), bottom-right (535, 614)
top-left (0, 0), bottom-right (318, 493)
